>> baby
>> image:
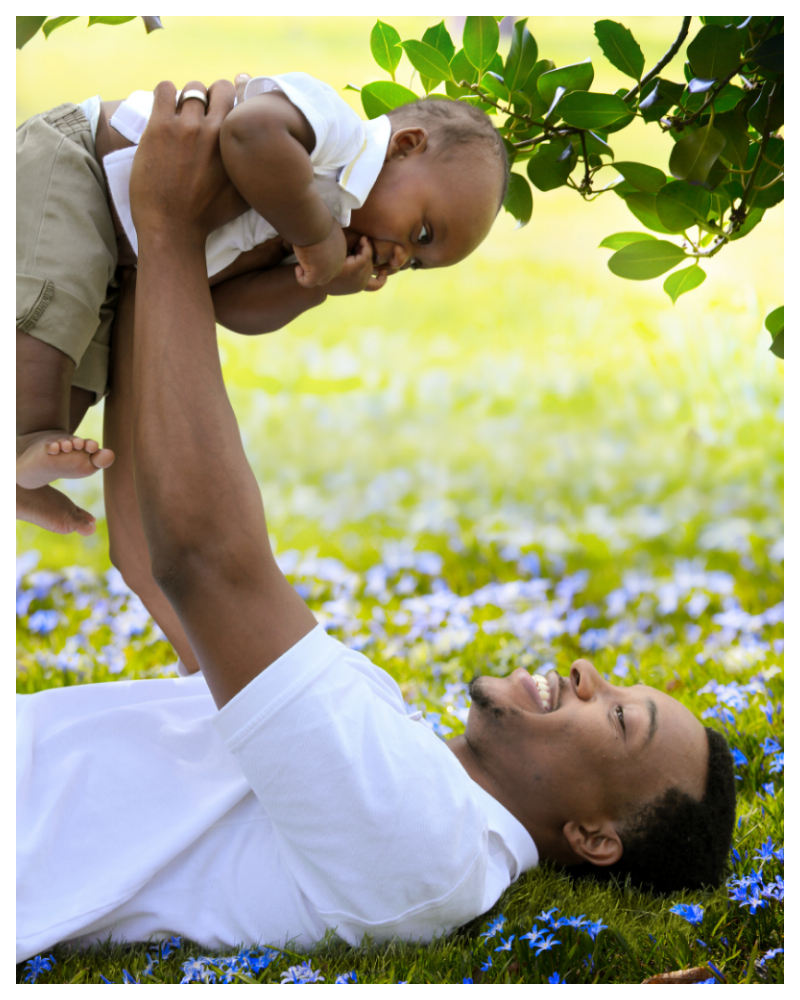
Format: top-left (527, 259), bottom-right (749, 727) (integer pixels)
top-left (16, 72), bottom-right (509, 535)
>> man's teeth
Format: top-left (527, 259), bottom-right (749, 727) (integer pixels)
top-left (532, 673), bottom-right (551, 710)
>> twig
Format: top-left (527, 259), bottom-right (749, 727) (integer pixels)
top-left (579, 130), bottom-right (591, 192)
top-left (666, 64), bottom-right (743, 130)
top-left (734, 82), bottom-right (777, 223)
top-left (624, 16), bottom-right (692, 102)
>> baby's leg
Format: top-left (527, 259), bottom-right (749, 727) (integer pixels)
top-left (16, 333), bottom-right (113, 533)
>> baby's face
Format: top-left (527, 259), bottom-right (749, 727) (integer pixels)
top-left (348, 130), bottom-right (502, 277)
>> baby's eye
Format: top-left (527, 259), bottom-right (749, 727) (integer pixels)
top-left (409, 259), bottom-right (421, 271)
top-left (418, 224), bottom-right (430, 244)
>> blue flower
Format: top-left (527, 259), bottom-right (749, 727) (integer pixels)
top-left (585, 920), bottom-right (608, 942)
top-left (122, 969), bottom-right (139, 983)
top-left (768, 752), bottom-right (783, 774)
top-left (462, 977), bottom-right (474, 983)
top-left (758, 947), bottom-right (784, 966)
top-left (536, 908), bottom-right (560, 925)
top-left (730, 748), bottom-right (748, 767)
top-left (480, 914), bottom-right (506, 940)
top-left (479, 957), bottom-right (493, 971)
top-left (23, 954), bottom-right (56, 983)
top-left (281, 962), bottom-right (325, 984)
top-left (761, 781), bottom-right (775, 797)
top-left (142, 953), bottom-right (159, 977)
top-left (335, 971), bottom-right (358, 983)
top-left (520, 927), bottom-right (542, 949)
top-left (669, 904), bottom-right (704, 926)
top-left (28, 609), bottom-right (60, 634)
top-left (548, 972), bottom-right (566, 983)
top-left (159, 935), bottom-right (181, 959)
top-left (753, 837), bottom-right (776, 863)
top-left (534, 933), bottom-right (561, 956)
top-left (760, 737), bottom-right (781, 756)
top-left (494, 934), bottom-right (515, 952)
top-left (557, 914), bottom-right (588, 930)
top-left (694, 978), bottom-right (716, 984)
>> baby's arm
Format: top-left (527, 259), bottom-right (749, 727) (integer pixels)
top-left (213, 237), bottom-right (386, 334)
top-left (220, 91), bottom-right (346, 288)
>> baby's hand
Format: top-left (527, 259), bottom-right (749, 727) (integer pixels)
top-left (294, 222), bottom-right (347, 288)
top-left (325, 237), bottom-right (389, 296)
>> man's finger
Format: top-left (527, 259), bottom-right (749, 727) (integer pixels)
top-left (150, 80), bottom-right (178, 123)
top-left (177, 80), bottom-right (209, 118)
top-left (208, 79), bottom-right (235, 126)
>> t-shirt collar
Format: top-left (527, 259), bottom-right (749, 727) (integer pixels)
top-left (337, 115), bottom-right (392, 209)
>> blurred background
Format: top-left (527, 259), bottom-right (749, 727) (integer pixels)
top-left (17, 16), bottom-right (784, 574)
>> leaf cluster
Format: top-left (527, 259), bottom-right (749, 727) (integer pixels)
top-left (360, 16), bottom-right (783, 341)
top-left (16, 15), bottom-right (161, 49)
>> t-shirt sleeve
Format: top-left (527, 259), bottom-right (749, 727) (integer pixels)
top-left (211, 625), bottom-right (488, 942)
top-left (242, 72), bottom-right (366, 170)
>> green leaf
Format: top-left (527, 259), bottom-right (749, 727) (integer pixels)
top-left (769, 331), bottom-right (784, 359)
top-left (422, 20), bottom-right (455, 63)
top-left (16, 16), bottom-right (47, 49)
top-left (638, 77), bottom-right (685, 122)
top-left (765, 306), bottom-right (783, 337)
top-left (669, 124), bottom-right (725, 184)
top-left (370, 21), bottom-right (402, 79)
top-left (504, 18), bottom-right (538, 94)
top-left (537, 60), bottom-right (594, 105)
top-left (503, 172), bottom-right (533, 227)
top-left (729, 205), bottom-right (765, 240)
top-left (482, 72), bottom-right (510, 102)
top-left (664, 264), bottom-right (706, 303)
top-left (599, 231), bottom-right (657, 250)
top-left (593, 20), bottom-right (645, 80)
top-left (446, 48), bottom-right (478, 97)
top-left (656, 180), bottom-right (712, 232)
top-left (584, 131), bottom-right (614, 158)
top-left (557, 92), bottom-right (630, 130)
top-left (715, 105), bottom-right (750, 168)
top-left (751, 33), bottom-right (783, 74)
top-left (623, 193), bottom-right (676, 234)
top-left (87, 16), bottom-right (137, 26)
top-left (400, 40), bottom-right (453, 89)
top-left (463, 16), bottom-right (500, 73)
top-left (613, 161), bottom-right (666, 193)
top-left (608, 240), bottom-right (686, 280)
top-left (361, 81), bottom-right (418, 120)
top-left (686, 24), bottom-right (742, 80)
top-left (42, 16), bottom-right (79, 39)
top-left (747, 84), bottom-right (784, 135)
top-left (526, 142), bottom-right (574, 192)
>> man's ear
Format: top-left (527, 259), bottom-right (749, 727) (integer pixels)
top-left (563, 820), bottom-right (623, 867)
top-left (386, 127), bottom-right (428, 160)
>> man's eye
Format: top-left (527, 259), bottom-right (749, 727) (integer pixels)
top-left (616, 705), bottom-right (625, 732)
top-left (418, 224), bottom-right (430, 244)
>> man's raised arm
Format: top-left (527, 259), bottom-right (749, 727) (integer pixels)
top-left (129, 80), bottom-right (316, 707)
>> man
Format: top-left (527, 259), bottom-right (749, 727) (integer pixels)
top-left (16, 80), bottom-right (736, 964)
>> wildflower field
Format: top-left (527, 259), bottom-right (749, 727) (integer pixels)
top-left (17, 16), bottom-right (783, 985)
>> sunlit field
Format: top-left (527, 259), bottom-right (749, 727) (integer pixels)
top-left (17, 17), bottom-right (783, 985)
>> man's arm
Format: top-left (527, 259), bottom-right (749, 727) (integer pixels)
top-left (130, 80), bottom-right (317, 708)
top-left (103, 268), bottom-right (201, 674)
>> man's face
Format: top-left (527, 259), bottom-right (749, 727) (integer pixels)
top-left (462, 659), bottom-right (708, 859)
top-left (347, 128), bottom-right (501, 277)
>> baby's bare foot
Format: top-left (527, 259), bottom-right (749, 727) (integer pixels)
top-left (17, 484), bottom-right (97, 536)
top-left (16, 430), bottom-right (115, 489)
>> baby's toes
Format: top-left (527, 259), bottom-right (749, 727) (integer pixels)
top-left (83, 439), bottom-right (99, 454)
top-left (89, 447), bottom-right (115, 471)
top-left (45, 438), bottom-right (73, 455)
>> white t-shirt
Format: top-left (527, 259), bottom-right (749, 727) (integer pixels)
top-left (100, 73), bottom-right (392, 276)
top-left (16, 626), bottom-right (537, 963)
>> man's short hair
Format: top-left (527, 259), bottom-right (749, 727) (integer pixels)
top-left (387, 98), bottom-right (510, 210)
top-left (576, 727), bottom-right (737, 894)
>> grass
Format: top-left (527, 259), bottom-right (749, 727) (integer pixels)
top-left (17, 15), bottom-right (782, 986)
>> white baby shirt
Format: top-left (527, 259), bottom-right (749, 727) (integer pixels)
top-left (101, 73), bottom-right (392, 276)
top-left (16, 625), bottom-right (537, 963)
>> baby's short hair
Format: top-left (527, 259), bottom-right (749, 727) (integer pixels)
top-left (387, 99), bottom-right (510, 210)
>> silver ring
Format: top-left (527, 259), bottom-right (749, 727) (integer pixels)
top-left (181, 89), bottom-right (208, 107)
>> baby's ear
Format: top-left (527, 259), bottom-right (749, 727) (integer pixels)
top-left (387, 126), bottom-right (428, 160)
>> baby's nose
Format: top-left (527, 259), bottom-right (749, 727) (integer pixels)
top-left (390, 244), bottom-right (410, 269)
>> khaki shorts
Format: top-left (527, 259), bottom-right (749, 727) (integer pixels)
top-left (16, 103), bottom-right (119, 402)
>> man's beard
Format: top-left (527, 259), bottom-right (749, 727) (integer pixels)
top-left (468, 676), bottom-right (506, 719)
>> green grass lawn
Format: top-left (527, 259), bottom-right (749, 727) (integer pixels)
top-left (17, 15), bottom-right (782, 985)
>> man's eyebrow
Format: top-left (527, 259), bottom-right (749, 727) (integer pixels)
top-left (644, 698), bottom-right (658, 747)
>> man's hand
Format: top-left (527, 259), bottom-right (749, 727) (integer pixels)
top-left (324, 236), bottom-right (389, 295)
top-left (293, 222), bottom-right (347, 289)
top-left (129, 79), bottom-right (244, 244)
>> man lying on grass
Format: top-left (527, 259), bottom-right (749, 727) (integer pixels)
top-left (16, 79), bottom-right (737, 965)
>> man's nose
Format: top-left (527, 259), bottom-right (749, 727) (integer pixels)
top-left (570, 659), bottom-right (602, 700)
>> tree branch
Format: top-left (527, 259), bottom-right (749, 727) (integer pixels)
top-left (624, 16), bottom-right (692, 103)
